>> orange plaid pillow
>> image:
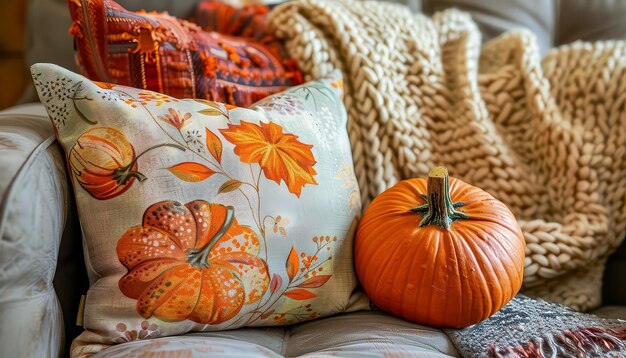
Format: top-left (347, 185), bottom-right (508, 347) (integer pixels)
top-left (194, 1), bottom-right (273, 41)
top-left (67, 0), bottom-right (302, 107)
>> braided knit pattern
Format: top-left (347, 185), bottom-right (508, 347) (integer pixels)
top-left (268, 0), bottom-right (626, 311)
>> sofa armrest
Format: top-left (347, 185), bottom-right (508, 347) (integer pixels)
top-left (0, 103), bottom-right (67, 357)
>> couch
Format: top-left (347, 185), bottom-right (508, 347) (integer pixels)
top-left (1, 0), bottom-right (626, 357)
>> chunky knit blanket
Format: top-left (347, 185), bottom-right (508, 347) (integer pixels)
top-left (268, 0), bottom-right (626, 311)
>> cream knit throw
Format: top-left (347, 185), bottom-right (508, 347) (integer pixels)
top-left (268, 0), bottom-right (626, 311)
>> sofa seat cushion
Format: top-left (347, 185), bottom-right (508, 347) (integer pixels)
top-left (91, 311), bottom-right (459, 357)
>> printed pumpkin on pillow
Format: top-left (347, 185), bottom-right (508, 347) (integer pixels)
top-left (31, 63), bottom-right (363, 356)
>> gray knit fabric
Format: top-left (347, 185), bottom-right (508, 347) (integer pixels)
top-left (446, 295), bottom-right (626, 357)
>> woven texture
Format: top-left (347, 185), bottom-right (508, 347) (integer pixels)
top-left (194, 1), bottom-right (272, 42)
top-left (446, 295), bottom-right (626, 357)
top-left (67, 0), bottom-right (302, 107)
top-left (268, 0), bottom-right (626, 310)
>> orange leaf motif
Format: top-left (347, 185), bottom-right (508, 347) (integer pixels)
top-left (219, 121), bottom-right (317, 197)
top-left (167, 162), bottom-right (215, 182)
top-left (297, 275), bottom-right (332, 288)
top-left (260, 309), bottom-right (275, 320)
top-left (283, 289), bottom-right (317, 300)
top-left (92, 80), bottom-right (116, 89)
top-left (286, 246), bottom-right (299, 282)
top-left (195, 99), bottom-right (224, 117)
top-left (270, 274), bottom-right (282, 295)
top-left (218, 179), bottom-right (242, 194)
top-left (205, 128), bottom-right (223, 163)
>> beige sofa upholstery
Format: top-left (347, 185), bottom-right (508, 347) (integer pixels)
top-left (1, 0), bottom-right (625, 356)
top-left (0, 104), bottom-right (67, 357)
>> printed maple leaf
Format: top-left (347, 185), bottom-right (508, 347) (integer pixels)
top-left (220, 121), bottom-right (317, 196)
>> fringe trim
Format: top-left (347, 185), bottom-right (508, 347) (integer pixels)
top-left (486, 326), bottom-right (626, 358)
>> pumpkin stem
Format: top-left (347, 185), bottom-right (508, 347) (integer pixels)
top-left (187, 206), bottom-right (235, 267)
top-left (113, 143), bottom-right (186, 185)
top-left (410, 166), bottom-right (469, 229)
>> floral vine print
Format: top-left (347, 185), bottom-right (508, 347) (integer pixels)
top-left (255, 94), bottom-right (305, 115)
top-left (90, 82), bottom-right (338, 326)
top-left (244, 235), bottom-right (338, 326)
top-left (113, 321), bottom-right (160, 343)
top-left (32, 73), bottom-right (93, 127)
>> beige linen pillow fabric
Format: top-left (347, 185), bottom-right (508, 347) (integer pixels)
top-left (31, 63), bottom-right (364, 356)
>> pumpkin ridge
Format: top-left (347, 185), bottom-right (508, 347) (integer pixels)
top-left (76, 173), bottom-right (116, 187)
top-left (126, 256), bottom-right (186, 271)
top-left (88, 180), bottom-right (129, 197)
top-left (462, 221), bottom-right (524, 277)
top-left (212, 253), bottom-right (269, 304)
top-left (476, 226), bottom-right (524, 298)
top-left (203, 268), bottom-right (222, 323)
top-left (202, 269), bottom-right (222, 323)
top-left (457, 236), bottom-right (478, 326)
top-left (81, 180), bottom-right (119, 196)
top-left (455, 235), bottom-right (490, 328)
top-left (447, 230), bottom-right (466, 326)
top-left (71, 147), bottom-right (121, 173)
top-left (370, 230), bottom-right (409, 303)
top-left (457, 229), bottom-right (501, 321)
top-left (116, 226), bottom-right (188, 269)
top-left (79, 134), bottom-right (127, 167)
top-left (459, 201), bottom-right (521, 236)
top-left (207, 272), bottom-right (227, 324)
top-left (138, 264), bottom-right (201, 319)
top-left (413, 230), bottom-right (434, 322)
top-left (147, 224), bottom-right (189, 252)
top-left (451, 232), bottom-right (487, 325)
top-left (424, 229), bottom-right (442, 324)
top-left (184, 200), bottom-right (216, 249)
top-left (188, 267), bottom-right (211, 322)
top-left (207, 265), bottom-right (245, 323)
top-left (209, 259), bottom-right (243, 278)
top-left (120, 258), bottom-right (182, 298)
top-left (216, 264), bottom-right (246, 300)
top-left (81, 131), bottom-right (127, 155)
top-left (399, 232), bottom-right (422, 320)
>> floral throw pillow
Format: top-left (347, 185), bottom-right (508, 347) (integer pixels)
top-left (31, 63), bottom-right (363, 356)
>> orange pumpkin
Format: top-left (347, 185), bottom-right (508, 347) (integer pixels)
top-left (69, 127), bottom-right (139, 199)
top-left (69, 127), bottom-right (184, 200)
top-left (117, 200), bottom-right (269, 324)
top-left (355, 166), bottom-right (525, 328)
